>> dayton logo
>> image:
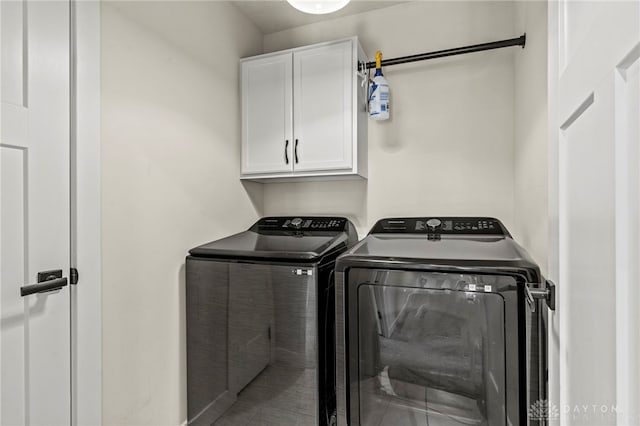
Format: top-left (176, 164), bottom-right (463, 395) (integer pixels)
top-left (529, 399), bottom-right (560, 421)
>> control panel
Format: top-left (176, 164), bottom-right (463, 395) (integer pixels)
top-left (370, 217), bottom-right (508, 236)
top-left (253, 217), bottom-right (348, 233)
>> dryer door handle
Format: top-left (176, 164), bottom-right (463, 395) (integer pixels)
top-left (525, 280), bottom-right (556, 311)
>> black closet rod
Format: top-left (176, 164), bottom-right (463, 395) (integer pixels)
top-left (361, 34), bottom-right (526, 70)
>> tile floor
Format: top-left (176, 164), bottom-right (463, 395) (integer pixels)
top-left (214, 362), bottom-right (318, 426)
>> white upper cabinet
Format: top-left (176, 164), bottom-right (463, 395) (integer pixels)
top-left (241, 52), bottom-right (293, 175)
top-left (293, 41), bottom-right (353, 172)
top-left (241, 37), bottom-right (367, 181)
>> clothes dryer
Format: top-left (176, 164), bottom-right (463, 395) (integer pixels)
top-left (335, 217), bottom-right (554, 426)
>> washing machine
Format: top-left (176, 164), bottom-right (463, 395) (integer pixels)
top-left (335, 217), bottom-right (555, 426)
top-left (186, 216), bottom-right (357, 426)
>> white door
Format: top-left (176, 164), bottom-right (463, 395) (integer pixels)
top-left (1, 0), bottom-right (71, 424)
top-left (241, 52), bottom-right (293, 175)
top-left (549, 1), bottom-right (640, 424)
top-left (293, 40), bottom-right (353, 172)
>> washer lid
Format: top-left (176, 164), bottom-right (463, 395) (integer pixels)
top-left (189, 216), bottom-right (357, 262)
top-left (337, 217), bottom-right (540, 281)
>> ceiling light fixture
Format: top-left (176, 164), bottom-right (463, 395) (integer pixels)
top-left (286, 0), bottom-right (351, 15)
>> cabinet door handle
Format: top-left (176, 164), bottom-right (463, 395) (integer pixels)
top-left (294, 139), bottom-right (299, 164)
top-left (285, 140), bottom-right (289, 164)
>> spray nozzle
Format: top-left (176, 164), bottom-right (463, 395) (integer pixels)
top-left (375, 51), bottom-right (384, 76)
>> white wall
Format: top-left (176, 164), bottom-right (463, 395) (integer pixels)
top-left (261, 1), bottom-right (518, 237)
top-left (514, 0), bottom-right (548, 272)
top-left (99, 1), bottom-right (550, 424)
top-left (100, 2), bottom-right (262, 424)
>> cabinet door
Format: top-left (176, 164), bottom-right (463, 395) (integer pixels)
top-left (293, 40), bottom-right (353, 172)
top-left (241, 53), bottom-right (293, 175)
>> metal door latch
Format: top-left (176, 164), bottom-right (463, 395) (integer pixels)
top-left (525, 279), bottom-right (556, 311)
top-left (70, 267), bottom-right (79, 285)
top-left (20, 269), bottom-right (68, 297)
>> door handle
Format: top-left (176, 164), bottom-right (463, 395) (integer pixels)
top-left (524, 280), bottom-right (556, 312)
top-left (20, 269), bottom-right (68, 297)
top-left (294, 139), bottom-right (299, 164)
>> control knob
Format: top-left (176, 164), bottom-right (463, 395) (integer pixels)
top-left (426, 218), bottom-right (442, 231)
top-left (290, 217), bottom-right (303, 229)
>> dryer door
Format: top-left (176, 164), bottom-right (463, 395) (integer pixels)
top-left (344, 270), bottom-right (520, 426)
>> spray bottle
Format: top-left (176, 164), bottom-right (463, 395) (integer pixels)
top-left (369, 50), bottom-right (390, 121)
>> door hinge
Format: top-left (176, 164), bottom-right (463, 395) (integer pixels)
top-left (70, 268), bottom-right (79, 285)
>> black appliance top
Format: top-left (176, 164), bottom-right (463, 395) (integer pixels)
top-left (337, 217), bottom-right (541, 282)
top-left (189, 216), bottom-right (358, 262)
top-left (369, 217), bottom-right (510, 236)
